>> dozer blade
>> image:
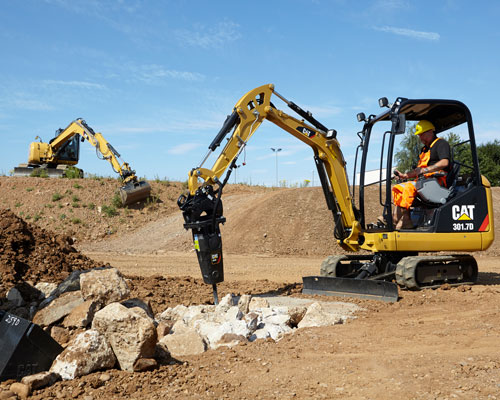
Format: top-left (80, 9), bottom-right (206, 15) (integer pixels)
top-left (12, 166), bottom-right (65, 178)
top-left (302, 276), bottom-right (399, 303)
top-left (119, 180), bottom-right (151, 206)
top-left (12, 166), bottom-right (35, 177)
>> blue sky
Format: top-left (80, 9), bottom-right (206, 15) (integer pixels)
top-left (1, 0), bottom-right (499, 186)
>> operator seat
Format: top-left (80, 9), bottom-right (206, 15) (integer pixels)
top-left (415, 161), bottom-right (460, 207)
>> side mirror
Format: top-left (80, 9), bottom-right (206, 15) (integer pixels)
top-left (356, 112), bottom-right (366, 122)
top-left (392, 114), bottom-right (406, 134)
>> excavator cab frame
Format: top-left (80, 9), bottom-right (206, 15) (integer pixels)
top-left (355, 98), bottom-right (486, 234)
top-left (49, 130), bottom-right (80, 164)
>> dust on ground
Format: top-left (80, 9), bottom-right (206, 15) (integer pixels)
top-left (1, 177), bottom-right (500, 399)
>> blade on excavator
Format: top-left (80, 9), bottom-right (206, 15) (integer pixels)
top-left (302, 276), bottom-right (399, 303)
top-left (119, 180), bottom-right (152, 206)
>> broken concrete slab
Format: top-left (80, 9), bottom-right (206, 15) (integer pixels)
top-left (80, 268), bottom-right (130, 307)
top-left (33, 291), bottom-right (84, 326)
top-left (50, 330), bottom-right (116, 380)
top-left (92, 303), bottom-right (157, 372)
top-left (159, 330), bottom-right (206, 357)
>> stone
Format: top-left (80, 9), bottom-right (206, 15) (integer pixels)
top-left (133, 358), bottom-right (157, 372)
top-left (297, 302), bottom-right (343, 329)
top-left (50, 326), bottom-right (71, 347)
top-left (33, 291), bottom-right (84, 326)
top-left (80, 268), bottom-right (130, 307)
top-left (237, 294), bottom-right (251, 314)
top-left (156, 322), bottom-right (170, 339)
top-left (288, 306), bottom-right (307, 327)
top-left (62, 300), bottom-right (99, 328)
top-left (21, 371), bottom-right (60, 390)
top-left (121, 298), bottom-right (154, 319)
top-left (217, 333), bottom-right (247, 348)
top-left (9, 383), bottom-right (30, 399)
top-left (92, 303), bottom-right (157, 372)
top-left (196, 319), bottom-right (250, 348)
top-left (99, 373), bottom-right (111, 382)
top-left (0, 390), bottom-right (16, 400)
top-left (224, 306), bottom-right (243, 322)
top-left (243, 312), bottom-right (260, 331)
top-left (35, 282), bottom-right (58, 299)
top-left (156, 304), bottom-right (188, 329)
top-left (159, 330), bottom-right (206, 357)
top-left (215, 294), bottom-right (235, 313)
top-left (248, 297), bottom-right (270, 311)
top-left (50, 330), bottom-right (117, 380)
top-left (262, 309), bottom-right (291, 326)
top-left (7, 288), bottom-right (25, 307)
top-left (250, 323), bottom-right (292, 341)
top-left (154, 342), bottom-right (172, 363)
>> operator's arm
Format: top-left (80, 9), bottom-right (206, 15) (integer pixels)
top-left (396, 158), bottom-right (450, 179)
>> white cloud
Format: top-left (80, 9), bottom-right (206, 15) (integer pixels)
top-left (129, 64), bottom-right (205, 83)
top-left (374, 26), bottom-right (440, 41)
top-left (167, 142), bottom-right (202, 155)
top-left (43, 80), bottom-right (106, 90)
top-left (175, 21), bottom-right (241, 49)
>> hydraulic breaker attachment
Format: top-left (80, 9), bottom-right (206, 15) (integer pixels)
top-left (178, 185), bottom-right (225, 304)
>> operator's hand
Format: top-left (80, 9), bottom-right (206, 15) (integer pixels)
top-left (394, 170), bottom-right (408, 180)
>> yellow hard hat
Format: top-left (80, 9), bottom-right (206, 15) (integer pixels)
top-left (414, 120), bottom-right (435, 135)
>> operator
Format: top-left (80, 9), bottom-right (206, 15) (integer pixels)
top-left (392, 120), bottom-right (451, 229)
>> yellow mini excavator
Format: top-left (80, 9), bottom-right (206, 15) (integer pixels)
top-left (178, 84), bottom-right (495, 302)
top-left (14, 119), bottom-right (151, 206)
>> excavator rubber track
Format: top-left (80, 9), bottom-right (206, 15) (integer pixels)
top-left (395, 254), bottom-right (478, 290)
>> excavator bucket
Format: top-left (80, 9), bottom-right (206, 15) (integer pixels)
top-left (119, 180), bottom-right (151, 206)
top-left (302, 276), bottom-right (399, 302)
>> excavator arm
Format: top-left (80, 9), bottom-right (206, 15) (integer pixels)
top-left (178, 84), bottom-right (362, 302)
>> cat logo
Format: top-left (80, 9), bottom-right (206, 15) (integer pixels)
top-left (296, 126), bottom-right (316, 138)
top-left (211, 253), bottom-right (221, 265)
top-left (452, 205), bottom-right (475, 221)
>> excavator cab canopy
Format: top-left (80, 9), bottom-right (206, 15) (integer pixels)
top-left (371, 99), bottom-right (469, 134)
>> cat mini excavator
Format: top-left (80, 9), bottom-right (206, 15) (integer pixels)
top-left (178, 84), bottom-right (495, 302)
top-left (14, 119), bottom-right (151, 206)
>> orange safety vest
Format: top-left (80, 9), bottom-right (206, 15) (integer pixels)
top-left (393, 138), bottom-right (447, 209)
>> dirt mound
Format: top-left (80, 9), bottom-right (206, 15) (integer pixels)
top-left (0, 209), bottom-right (103, 296)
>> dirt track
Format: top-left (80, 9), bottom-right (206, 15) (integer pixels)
top-left (1, 177), bottom-right (500, 399)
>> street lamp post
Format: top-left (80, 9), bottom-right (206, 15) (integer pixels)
top-left (270, 148), bottom-right (282, 187)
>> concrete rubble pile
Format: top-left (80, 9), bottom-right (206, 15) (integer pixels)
top-left (2, 267), bottom-right (360, 398)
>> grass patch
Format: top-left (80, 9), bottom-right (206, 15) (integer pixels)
top-left (52, 193), bottom-right (63, 202)
top-left (101, 205), bottom-right (118, 217)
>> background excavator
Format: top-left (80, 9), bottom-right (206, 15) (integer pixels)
top-left (14, 119), bottom-right (151, 206)
top-left (178, 84), bottom-right (495, 303)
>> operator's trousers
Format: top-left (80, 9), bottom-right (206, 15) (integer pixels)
top-left (392, 181), bottom-right (417, 209)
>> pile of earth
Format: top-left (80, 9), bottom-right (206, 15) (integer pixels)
top-left (0, 209), bottom-right (104, 297)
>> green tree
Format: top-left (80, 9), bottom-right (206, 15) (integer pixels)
top-left (394, 123), bottom-right (420, 172)
top-left (477, 140), bottom-right (500, 186)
